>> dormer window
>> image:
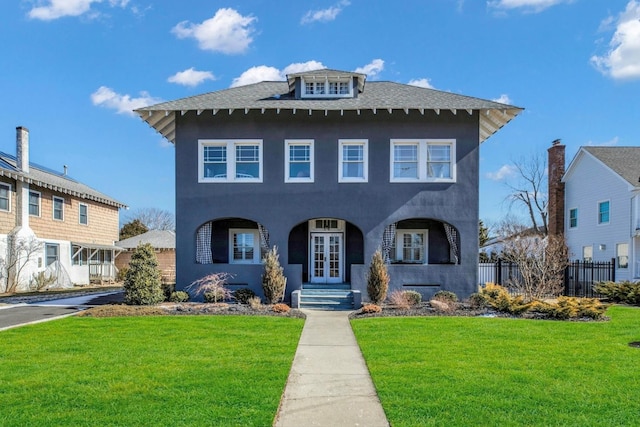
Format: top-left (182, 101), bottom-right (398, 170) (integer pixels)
top-left (302, 77), bottom-right (353, 98)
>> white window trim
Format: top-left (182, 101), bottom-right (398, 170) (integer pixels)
top-left (390, 139), bottom-right (456, 183)
top-left (395, 229), bottom-right (429, 264)
top-left (616, 243), bottom-right (629, 269)
top-left (0, 182), bottom-right (11, 212)
top-left (568, 207), bottom-right (578, 229)
top-left (339, 139), bottom-right (368, 183)
top-left (53, 196), bottom-right (65, 221)
top-left (229, 229), bottom-right (261, 264)
top-left (285, 139), bottom-right (314, 183)
top-left (29, 190), bottom-right (41, 217)
top-left (79, 203), bottom-right (88, 225)
top-left (301, 77), bottom-right (354, 99)
top-left (597, 200), bottom-right (610, 225)
top-left (198, 139), bottom-right (263, 183)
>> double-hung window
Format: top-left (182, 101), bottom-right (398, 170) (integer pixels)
top-left (598, 201), bottom-right (610, 224)
top-left (285, 140), bottom-right (314, 182)
top-left (199, 140), bottom-right (262, 183)
top-left (45, 243), bottom-right (59, 267)
top-left (29, 191), bottom-right (41, 216)
top-left (583, 246), bottom-right (593, 262)
top-left (53, 196), bottom-right (64, 221)
top-left (339, 139), bottom-right (368, 182)
top-left (0, 183), bottom-right (10, 212)
top-left (390, 139), bottom-right (455, 182)
top-left (569, 208), bottom-right (578, 228)
top-left (229, 229), bottom-right (260, 264)
top-left (395, 230), bottom-right (428, 264)
top-left (617, 243), bottom-right (629, 269)
top-left (79, 203), bottom-right (88, 225)
top-left (302, 78), bottom-right (353, 98)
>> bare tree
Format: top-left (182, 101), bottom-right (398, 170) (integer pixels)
top-left (0, 236), bottom-right (44, 294)
top-left (505, 153), bottom-right (548, 235)
top-left (501, 233), bottom-right (569, 302)
top-left (127, 208), bottom-right (175, 231)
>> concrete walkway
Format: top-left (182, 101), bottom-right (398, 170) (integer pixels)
top-left (274, 310), bottom-right (389, 427)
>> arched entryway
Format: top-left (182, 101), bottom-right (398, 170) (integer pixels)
top-left (288, 218), bottom-right (364, 284)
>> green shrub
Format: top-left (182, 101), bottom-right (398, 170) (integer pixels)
top-left (169, 291), bottom-right (189, 302)
top-left (403, 290), bottom-right (422, 306)
top-left (204, 289), bottom-right (230, 303)
top-left (234, 288), bottom-right (257, 304)
top-left (468, 292), bottom-right (488, 309)
top-left (595, 281), bottom-right (640, 305)
top-left (123, 243), bottom-right (164, 306)
top-left (532, 297), bottom-right (608, 320)
top-left (162, 283), bottom-right (175, 300)
top-left (116, 266), bottom-right (129, 283)
top-left (367, 249), bottom-right (389, 305)
top-left (479, 283), bottom-right (531, 315)
top-left (262, 246), bottom-right (287, 304)
top-left (433, 290), bottom-right (458, 303)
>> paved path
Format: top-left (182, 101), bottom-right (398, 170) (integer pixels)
top-left (0, 291), bottom-right (122, 331)
top-left (274, 310), bottom-right (389, 427)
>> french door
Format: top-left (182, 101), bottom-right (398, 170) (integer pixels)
top-left (310, 233), bottom-right (343, 283)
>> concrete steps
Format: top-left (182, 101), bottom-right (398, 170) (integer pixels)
top-left (298, 283), bottom-right (355, 310)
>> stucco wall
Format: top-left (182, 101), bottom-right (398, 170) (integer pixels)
top-left (173, 108), bottom-right (480, 299)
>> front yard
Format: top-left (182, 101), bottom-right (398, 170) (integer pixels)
top-left (351, 305), bottom-right (640, 426)
top-left (0, 315), bottom-right (303, 426)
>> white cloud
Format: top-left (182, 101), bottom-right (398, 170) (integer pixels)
top-left (408, 78), bottom-right (434, 89)
top-left (301, 0), bottom-right (350, 24)
top-left (28, 0), bottom-right (129, 20)
top-left (168, 68), bottom-right (216, 87)
top-left (354, 59), bottom-right (385, 78)
top-left (231, 61), bottom-right (326, 87)
top-left (487, 0), bottom-right (572, 13)
top-left (172, 8), bottom-right (256, 55)
top-left (590, 1), bottom-right (640, 80)
top-left (586, 136), bottom-right (619, 146)
top-left (493, 94), bottom-right (512, 104)
top-left (486, 164), bottom-right (517, 181)
top-left (91, 86), bottom-right (163, 116)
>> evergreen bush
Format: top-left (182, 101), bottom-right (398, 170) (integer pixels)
top-left (169, 291), bottom-right (189, 302)
top-left (262, 246), bottom-right (287, 304)
top-left (367, 249), bottom-right (389, 304)
top-left (594, 281), bottom-right (640, 305)
top-left (433, 290), bottom-right (458, 303)
top-left (123, 243), bottom-right (164, 305)
top-left (233, 288), bottom-right (257, 304)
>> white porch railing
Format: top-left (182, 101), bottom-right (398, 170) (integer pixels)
top-left (89, 263), bottom-right (118, 283)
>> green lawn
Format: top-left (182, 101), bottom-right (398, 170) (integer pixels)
top-left (352, 306), bottom-right (640, 427)
top-left (0, 315), bottom-right (303, 426)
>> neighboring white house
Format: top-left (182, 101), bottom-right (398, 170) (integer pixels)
top-left (562, 146), bottom-right (640, 281)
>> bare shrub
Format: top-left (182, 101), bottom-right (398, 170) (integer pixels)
top-left (501, 233), bottom-right (569, 302)
top-left (361, 303), bottom-right (382, 314)
top-left (272, 303), bottom-right (290, 313)
top-left (78, 305), bottom-right (165, 317)
top-left (248, 296), bottom-right (263, 310)
top-left (262, 246), bottom-right (287, 304)
top-left (388, 290), bottom-right (411, 310)
top-left (186, 272), bottom-right (234, 302)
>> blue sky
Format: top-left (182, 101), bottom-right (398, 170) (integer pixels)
top-left (1, 0), bottom-right (638, 231)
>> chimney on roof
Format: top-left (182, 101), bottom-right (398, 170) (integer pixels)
top-left (16, 126), bottom-right (29, 173)
top-left (63, 165), bottom-right (68, 176)
top-left (547, 139), bottom-right (565, 236)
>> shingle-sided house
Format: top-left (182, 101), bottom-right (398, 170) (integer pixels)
top-left (560, 146), bottom-right (640, 281)
top-left (0, 127), bottom-right (127, 292)
top-left (136, 69), bottom-right (521, 306)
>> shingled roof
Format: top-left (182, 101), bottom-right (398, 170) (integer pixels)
top-left (116, 229), bottom-right (175, 250)
top-left (581, 146), bottom-right (640, 187)
top-left (136, 69), bottom-right (522, 144)
top-left (0, 152), bottom-right (127, 209)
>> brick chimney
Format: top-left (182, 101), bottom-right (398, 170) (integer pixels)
top-left (547, 139), bottom-right (565, 236)
top-left (16, 126), bottom-right (29, 173)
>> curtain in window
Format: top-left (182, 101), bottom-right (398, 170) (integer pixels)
top-left (382, 222), bottom-right (397, 264)
top-left (443, 223), bottom-right (460, 264)
top-left (196, 222), bottom-right (213, 264)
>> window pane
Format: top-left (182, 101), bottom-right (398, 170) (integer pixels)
top-left (204, 146), bottom-right (227, 178)
top-left (343, 145), bottom-right (363, 161)
top-left (233, 233), bottom-right (254, 261)
top-left (583, 246), bottom-right (593, 262)
top-left (329, 82), bottom-right (338, 94)
top-left (290, 145), bottom-right (310, 161)
top-left (401, 232), bottom-right (424, 262)
top-left (204, 163), bottom-right (226, 178)
top-left (80, 204), bottom-right (88, 224)
top-left (427, 144), bottom-right (451, 178)
top-left (617, 243), bottom-right (629, 268)
top-left (29, 192), bottom-right (39, 216)
top-left (598, 201), bottom-right (609, 223)
top-left (204, 146), bottom-right (226, 162)
top-left (0, 185), bottom-right (8, 211)
top-left (393, 145), bottom-right (418, 179)
top-left (290, 163), bottom-right (310, 178)
top-left (427, 163), bottom-right (451, 178)
top-left (393, 162), bottom-right (418, 178)
top-left (236, 145), bottom-right (259, 178)
top-left (316, 82), bottom-right (325, 94)
top-left (339, 82), bottom-right (349, 94)
top-left (569, 208), bottom-right (578, 228)
top-left (46, 244), bottom-right (59, 266)
top-left (343, 162), bottom-right (363, 178)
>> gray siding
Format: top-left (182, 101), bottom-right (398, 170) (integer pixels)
top-left (174, 108), bottom-right (480, 300)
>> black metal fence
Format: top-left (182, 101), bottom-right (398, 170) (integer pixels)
top-left (478, 259), bottom-right (616, 298)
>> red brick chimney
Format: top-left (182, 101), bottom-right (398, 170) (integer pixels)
top-left (547, 139), bottom-right (565, 236)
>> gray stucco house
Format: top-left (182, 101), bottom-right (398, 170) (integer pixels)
top-left (136, 68), bottom-right (521, 307)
